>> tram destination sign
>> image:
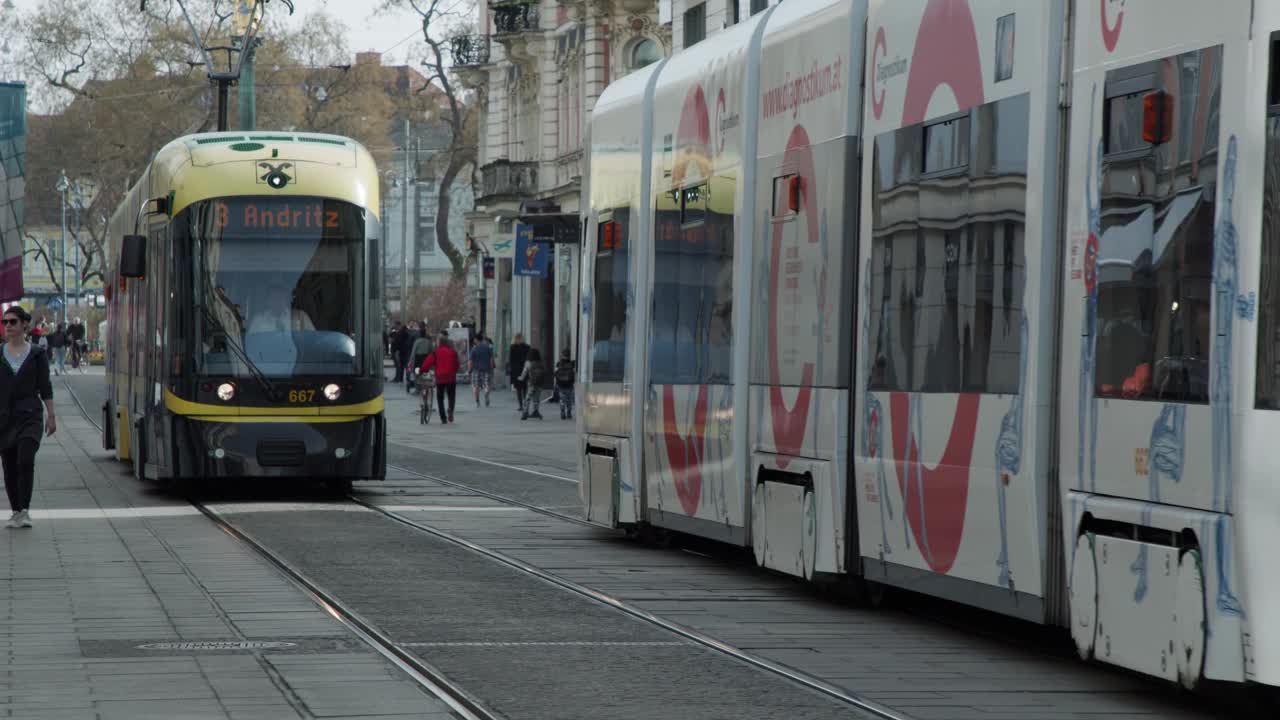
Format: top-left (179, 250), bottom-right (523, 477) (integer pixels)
top-left (211, 197), bottom-right (350, 238)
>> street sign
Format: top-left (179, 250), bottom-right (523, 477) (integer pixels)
top-left (482, 256), bottom-right (495, 279)
top-left (513, 224), bottom-right (549, 278)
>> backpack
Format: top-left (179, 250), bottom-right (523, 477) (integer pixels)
top-left (554, 361), bottom-right (574, 387)
top-left (528, 361), bottom-right (546, 387)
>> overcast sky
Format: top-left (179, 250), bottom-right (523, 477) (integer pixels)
top-left (6, 0), bottom-right (432, 66)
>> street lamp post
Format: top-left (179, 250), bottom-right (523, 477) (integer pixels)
top-left (401, 119), bottom-right (411, 324)
top-left (70, 177), bottom-right (97, 311)
top-left (382, 171), bottom-right (400, 322)
top-left (56, 171), bottom-right (68, 323)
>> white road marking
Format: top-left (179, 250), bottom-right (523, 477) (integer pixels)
top-left (205, 502), bottom-right (366, 514)
top-left (27, 506), bottom-right (202, 519)
top-left (379, 505), bottom-right (528, 513)
top-left (401, 641), bottom-right (685, 647)
top-left (21, 503), bottom-right (527, 520)
top-left (391, 444), bottom-right (578, 484)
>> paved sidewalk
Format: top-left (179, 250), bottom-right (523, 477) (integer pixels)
top-left (0, 383), bottom-right (456, 720)
top-left (362, 475), bottom-right (1237, 720)
top-left (383, 376), bottom-right (577, 480)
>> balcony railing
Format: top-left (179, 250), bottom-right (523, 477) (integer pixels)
top-left (480, 160), bottom-right (538, 201)
top-left (449, 35), bottom-right (490, 67)
top-left (492, 2), bottom-right (540, 35)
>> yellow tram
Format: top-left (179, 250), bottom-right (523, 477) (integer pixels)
top-left (103, 133), bottom-right (386, 486)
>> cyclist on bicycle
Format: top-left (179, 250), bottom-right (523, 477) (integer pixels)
top-left (67, 317), bottom-right (86, 370)
top-left (469, 335), bottom-right (495, 407)
top-left (407, 327), bottom-right (432, 394)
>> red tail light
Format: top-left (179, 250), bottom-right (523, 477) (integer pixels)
top-left (1142, 91), bottom-right (1174, 145)
top-left (788, 176), bottom-right (802, 212)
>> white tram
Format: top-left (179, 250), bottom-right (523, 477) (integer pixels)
top-left (579, 0), bottom-right (1280, 691)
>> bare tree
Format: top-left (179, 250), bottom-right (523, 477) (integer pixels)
top-left (14, 0), bottom-right (300, 292)
top-left (384, 0), bottom-right (479, 281)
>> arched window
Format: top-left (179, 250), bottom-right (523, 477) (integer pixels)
top-left (630, 38), bottom-right (662, 69)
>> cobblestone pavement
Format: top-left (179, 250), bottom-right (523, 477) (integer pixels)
top-left (3, 372), bottom-right (457, 720)
top-left (375, 375), bottom-right (1241, 720)
top-left (60, 371), bottom-right (1249, 712)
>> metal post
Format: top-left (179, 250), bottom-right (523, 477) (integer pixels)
top-left (73, 201), bottom-right (80, 307)
top-left (58, 171), bottom-right (67, 324)
top-left (216, 80), bottom-right (230, 132)
top-left (477, 252), bottom-right (486, 337)
top-left (400, 119), bottom-right (410, 324)
top-left (380, 190), bottom-right (387, 319)
top-left (237, 37), bottom-right (257, 131)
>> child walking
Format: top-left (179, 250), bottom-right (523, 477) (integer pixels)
top-left (553, 350), bottom-right (575, 420)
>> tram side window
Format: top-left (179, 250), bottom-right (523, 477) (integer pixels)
top-left (867, 94), bottom-right (1029, 394)
top-left (650, 174), bottom-right (735, 385)
top-left (1256, 34), bottom-right (1280, 409)
top-left (592, 211), bottom-right (629, 383)
top-left (1094, 45), bottom-right (1221, 403)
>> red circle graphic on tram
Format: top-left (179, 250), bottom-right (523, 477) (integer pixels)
top-left (661, 83), bottom-right (715, 518)
top-left (886, 0), bottom-right (986, 575)
top-left (1101, 0), bottom-right (1125, 53)
top-left (901, 0), bottom-right (986, 126)
top-left (767, 124), bottom-right (822, 468)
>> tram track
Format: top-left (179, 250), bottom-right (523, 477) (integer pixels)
top-left (65, 381), bottom-right (506, 720)
top-left (354, 480), bottom-right (911, 720)
top-left (67, 381), bottom-right (908, 720)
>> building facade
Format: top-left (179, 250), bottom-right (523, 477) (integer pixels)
top-left (452, 0), bottom-right (668, 377)
top-left (668, 0), bottom-right (782, 51)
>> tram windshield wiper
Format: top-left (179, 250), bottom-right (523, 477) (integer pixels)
top-left (195, 302), bottom-right (279, 401)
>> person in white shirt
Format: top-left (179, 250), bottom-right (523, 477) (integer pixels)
top-left (245, 282), bottom-right (315, 337)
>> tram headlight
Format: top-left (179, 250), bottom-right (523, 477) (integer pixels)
top-left (323, 383), bottom-right (341, 401)
top-left (216, 382), bottom-right (236, 401)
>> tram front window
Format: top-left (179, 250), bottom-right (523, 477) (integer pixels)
top-left (194, 197), bottom-right (365, 377)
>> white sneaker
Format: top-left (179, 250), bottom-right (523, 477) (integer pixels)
top-left (6, 512), bottom-right (20, 529)
top-left (18, 511), bottom-right (31, 528)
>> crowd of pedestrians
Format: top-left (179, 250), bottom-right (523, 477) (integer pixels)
top-left (27, 316), bottom-right (89, 375)
top-left (383, 322), bottom-right (575, 426)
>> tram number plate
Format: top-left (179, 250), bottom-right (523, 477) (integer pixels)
top-left (288, 389), bottom-right (315, 403)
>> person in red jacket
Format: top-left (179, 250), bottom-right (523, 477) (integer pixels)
top-left (419, 331), bottom-right (460, 424)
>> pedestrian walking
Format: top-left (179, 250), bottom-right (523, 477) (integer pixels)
top-left (419, 331), bottom-right (459, 424)
top-left (68, 318), bottom-right (85, 370)
top-left (470, 335), bottom-right (494, 407)
top-left (48, 323), bottom-right (67, 376)
top-left (397, 325), bottom-right (415, 383)
top-left (519, 348), bottom-right (545, 420)
top-left (553, 349), bottom-right (575, 420)
top-left (509, 333), bottom-right (530, 414)
top-left (408, 327), bottom-right (432, 394)
top-left (0, 306), bottom-right (55, 529)
top-left (390, 322), bottom-right (407, 382)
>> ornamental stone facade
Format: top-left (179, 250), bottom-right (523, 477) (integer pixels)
top-left (452, 1), bottom-right (668, 376)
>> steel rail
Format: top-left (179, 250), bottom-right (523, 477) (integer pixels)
top-left (65, 381), bottom-right (505, 720)
top-left (69, 380), bottom-right (907, 719)
top-left (384, 460), bottom-right (595, 528)
top-left (350, 493), bottom-right (915, 720)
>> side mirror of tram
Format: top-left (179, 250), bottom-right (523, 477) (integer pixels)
top-left (120, 235), bottom-right (147, 279)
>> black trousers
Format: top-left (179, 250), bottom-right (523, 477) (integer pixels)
top-left (436, 382), bottom-right (456, 423)
top-left (513, 380), bottom-right (527, 410)
top-left (2, 439), bottom-right (38, 512)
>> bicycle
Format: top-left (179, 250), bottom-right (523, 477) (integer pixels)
top-left (416, 370), bottom-right (436, 424)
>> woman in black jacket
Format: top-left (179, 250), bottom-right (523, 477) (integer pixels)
top-left (0, 306), bottom-right (55, 528)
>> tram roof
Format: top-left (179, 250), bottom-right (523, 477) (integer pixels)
top-left (142, 131), bottom-right (381, 219)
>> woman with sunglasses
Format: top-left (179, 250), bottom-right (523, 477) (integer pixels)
top-left (0, 306), bottom-right (54, 528)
